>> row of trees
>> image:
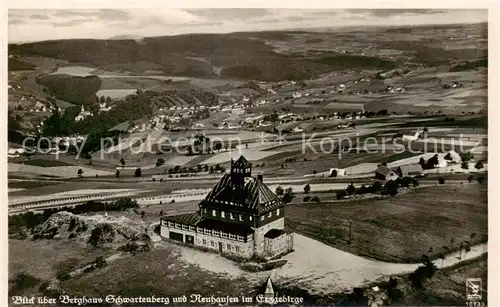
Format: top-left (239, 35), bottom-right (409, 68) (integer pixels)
top-left (275, 186), bottom-right (294, 204)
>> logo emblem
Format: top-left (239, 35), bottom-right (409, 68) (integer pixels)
top-left (466, 278), bottom-right (482, 301)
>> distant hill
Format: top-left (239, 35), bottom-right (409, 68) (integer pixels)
top-left (8, 33), bottom-right (334, 81)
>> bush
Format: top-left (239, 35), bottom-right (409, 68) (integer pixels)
top-left (336, 190), bottom-right (347, 200)
top-left (10, 273), bottom-right (41, 295)
top-left (134, 168), bottom-right (142, 177)
top-left (346, 182), bottom-right (356, 195)
top-left (156, 158), bottom-right (165, 167)
top-left (468, 175), bottom-right (474, 183)
top-left (303, 184), bottom-right (311, 194)
top-left (475, 160), bottom-right (484, 170)
top-left (409, 257), bottom-right (437, 289)
top-left (311, 196), bottom-right (320, 202)
top-left (275, 186), bottom-right (284, 196)
top-left (438, 177), bottom-right (445, 184)
top-left (303, 196), bottom-right (311, 202)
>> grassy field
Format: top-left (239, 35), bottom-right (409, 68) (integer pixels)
top-left (8, 239), bottom-right (111, 297)
top-left (286, 184), bottom-right (487, 263)
top-left (22, 159), bottom-right (73, 167)
top-left (395, 254), bottom-right (488, 306)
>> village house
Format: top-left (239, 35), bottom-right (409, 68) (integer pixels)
top-left (394, 164), bottom-right (424, 178)
top-left (160, 156), bottom-right (294, 259)
top-left (374, 165), bottom-right (399, 181)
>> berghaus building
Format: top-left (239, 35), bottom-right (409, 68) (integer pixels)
top-left (160, 156), bottom-right (294, 259)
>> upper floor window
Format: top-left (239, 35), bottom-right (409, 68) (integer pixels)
top-left (261, 215), bottom-right (265, 221)
top-left (221, 211), bottom-right (225, 218)
top-left (249, 216), bottom-right (253, 221)
top-left (268, 211), bottom-right (272, 217)
top-left (212, 209), bottom-right (216, 216)
top-left (230, 213), bottom-right (234, 220)
top-left (239, 214), bottom-right (243, 221)
top-left (276, 208), bottom-right (280, 215)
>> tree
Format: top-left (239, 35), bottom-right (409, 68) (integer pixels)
top-left (329, 169), bottom-right (338, 177)
top-left (336, 190), bottom-right (347, 200)
top-left (409, 257), bottom-right (437, 289)
top-left (346, 182), bottom-right (356, 195)
top-left (303, 184), bottom-right (311, 194)
top-left (460, 152), bottom-right (474, 164)
top-left (412, 179), bottom-right (419, 187)
top-left (370, 181), bottom-right (382, 193)
top-left (419, 157), bottom-right (426, 167)
top-left (275, 186), bottom-right (284, 196)
top-left (106, 96), bottom-right (111, 103)
top-left (475, 160), bottom-right (484, 170)
top-left (115, 170), bottom-right (120, 178)
top-left (120, 158), bottom-right (125, 167)
top-left (438, 177), bottom-right (445, 184)
top-left (282, 187), bottom-right (294, 204)
top-left (77, 168), bottom-right (84, 178)
top-left (461, 161), bottom-right (469, 170)
top-left (134, 168), bottom-right (142, 177)
top-left (156, 158), bottom-right (165, 167)
top-left (426, 154), bottom-right (439, 169)
top-left (384, 180), bottom-right (399, 196)
top-left (385, 277), bottom-right (403, 304)
top-left (468, 175), bottom-right (474, 183)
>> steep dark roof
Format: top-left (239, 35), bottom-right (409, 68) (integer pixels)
top-left (161, 212), bottom-right (201, 226)
top-left (232, 155), bottom-right (252, 169)
top-left (375, 165), bottom-right (392, 176)
top-left (264, 229), bottom-right (286, 239)
top-left (200, 174), bottom-right (283, 214)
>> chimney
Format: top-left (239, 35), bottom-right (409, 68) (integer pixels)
top-left (257, 174), bottom-right (263, 182)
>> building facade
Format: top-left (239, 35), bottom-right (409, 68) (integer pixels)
top-left (160, 156), bottom-right (294, 259)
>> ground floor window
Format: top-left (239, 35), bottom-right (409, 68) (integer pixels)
top-left (203, 239), bottom-right (207, 245)
top-left (235, 246), bottom-right (240, 252)
top-left (227, 244), bottom-right (231, 250)
top-left (169, 231), bottom-right (183, 242)
top-left (211, 241), bottom-right (215, 247)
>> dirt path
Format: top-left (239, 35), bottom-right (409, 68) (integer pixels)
top-left (270, 234), bottom-right (487, 294)
top-left (162, 232), bottom-right (487, 295)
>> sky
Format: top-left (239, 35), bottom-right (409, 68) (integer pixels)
top-left (8, 9), bottom-right (488, 43)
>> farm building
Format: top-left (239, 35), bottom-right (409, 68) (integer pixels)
top-left (160, 156), bottom-right (294, 259)
top-left (374, 165), bottom-right (399, 181)
top-left (329, 168), bottom-right (347, 177)
top-left (395, 164), bottom-right (424, 178)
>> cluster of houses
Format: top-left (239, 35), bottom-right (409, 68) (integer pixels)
top-left (329, 150), bottom-right (466, 181)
